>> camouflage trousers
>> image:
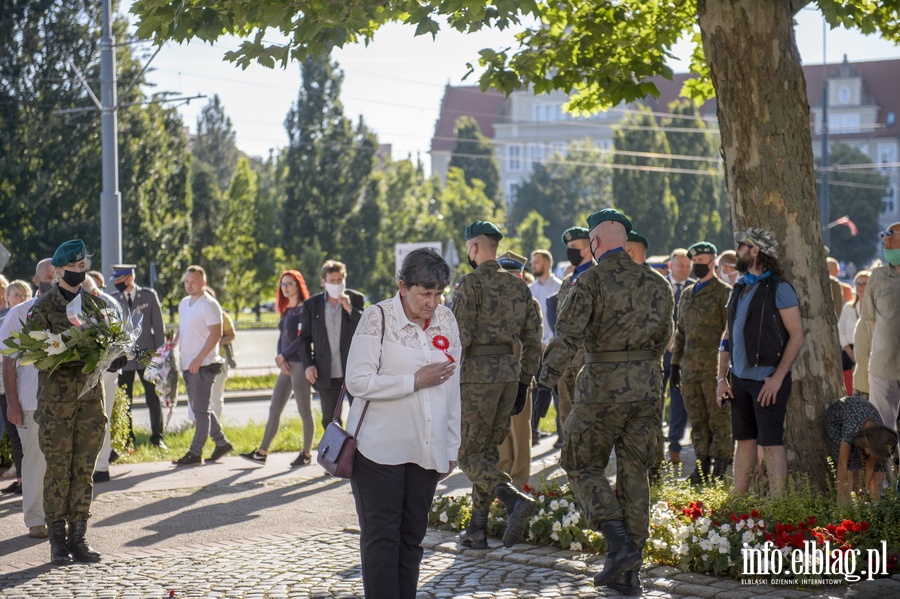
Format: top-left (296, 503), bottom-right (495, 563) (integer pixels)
top-left (561, 399), bottom-right (659, 551)
top-left (556, 366), bottom-right (578, 435)
top-left (35, 379), bottom-right (106, 524)
top-left (682, 373), bottom-right (733, 461)
top-left (459, 381), bottom-right (517, 510)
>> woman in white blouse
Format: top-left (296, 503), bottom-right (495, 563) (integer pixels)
top-left (838, 271), bottom-right (869, 396)
top-left (345, 248), bottom-right (461, 599)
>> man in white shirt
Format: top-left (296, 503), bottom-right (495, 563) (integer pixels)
top-left (1, 258), bottom-right (55, 538)
top-left (172, 265), bottom-right (232, 466)
top-left (528, 250), bottom-right (562, 445)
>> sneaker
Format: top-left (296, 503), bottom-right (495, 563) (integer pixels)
top-left (2, 481), bottom-right (21, 493)
top-left (109, 449), bottom-right (119, 464)
top-left (151, 439), bottom-right (168, 450)
top-left (172, 452), bottom-right (203, 466)
top-left (207, 442), bottom-right (233, 463)
top-left (240, 450), bottom-right (267, 465)
top-left (290, 453), bottom-right (312, 468)
top-left (28, 525), bottom-right (48, 539)
top-left (93, 471), bottom-right (110, 483)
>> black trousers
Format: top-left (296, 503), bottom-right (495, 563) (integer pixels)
top-left (0, 394), bottom-right (23, 475)
top-left (350, 451), bottom-right (440, 599)
top-left (118, 368), bottom-right (164, 444)
top-left (317, 377), bottom-right (352, 430)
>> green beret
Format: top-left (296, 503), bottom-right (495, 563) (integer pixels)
top-left (464, 220), bottom-right (503, 241)
top-left (627, 230), bottom-right (649, 250)
top-left (586, 209), bottom-right (632, 234)
top-left (51, 239), bottom-right (87, 267)
top-left (687, 242), bottom-right (718, 258)
top-left (497, 250), bottom-right (527, 272)
top-left (562, 227), bottom-right (589, 245)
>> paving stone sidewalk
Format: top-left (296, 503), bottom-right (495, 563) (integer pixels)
top-left (3, 527), bottom-right (891, 598)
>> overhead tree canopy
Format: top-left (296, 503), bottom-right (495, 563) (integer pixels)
top-left (130, 0), bottom-right (900, 489)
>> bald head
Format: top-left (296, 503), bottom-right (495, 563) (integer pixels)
top-left (590, 220), bottom-right (628, 258)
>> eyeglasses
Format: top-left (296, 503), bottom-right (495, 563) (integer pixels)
top-left (880, 229), bottom-right (897, 239)
top-left (856, 281), bottom-right (868, 287)
top-left (736, 242), bottom-right (753, 250)
top-left (280, 281), bottom-right (298, 287)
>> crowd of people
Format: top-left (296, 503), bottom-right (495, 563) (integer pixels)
top-left (1, 216), bottom-right (899, 597)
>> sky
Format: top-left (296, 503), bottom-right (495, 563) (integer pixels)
top-left (120, 5), bottom-right (900, 169)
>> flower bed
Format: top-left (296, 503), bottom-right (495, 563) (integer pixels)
top-left (429, 479), bottom-right (900, 581)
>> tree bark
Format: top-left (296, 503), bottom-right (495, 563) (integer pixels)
top-left (698, 0), bottom-right (843, 492)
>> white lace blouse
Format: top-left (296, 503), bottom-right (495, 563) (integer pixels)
top-left (345, 293), bottom-right (462, 472)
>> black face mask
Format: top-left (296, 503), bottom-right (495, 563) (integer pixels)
top-left (114, 281), bottom-right (128, 293)
top-left (38, 281), bottom-right (53, 295)
top-left (691, 263), bottom-right (711, 279)
top-left (61, 269), bottom-right (86, 287)
top-left (467, 248), bottom-right (478, 270)
top-left (566, 247), bottom-right (584, 267)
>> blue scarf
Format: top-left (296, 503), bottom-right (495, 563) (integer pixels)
top-left (737, 270), bottom-right (772, 286)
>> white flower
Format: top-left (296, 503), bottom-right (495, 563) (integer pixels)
top-left (569, 512), bottom-right (580, 525)
top-left (742, 531), bottom-right (755, 544)
top-left (539, 509), bottom-right (546, 516)
top-left (28, 330), bottom-right (49, 341)
top-left (552, 521), bottom-right (562, 531)
top-left (676, 543), bottom-right (689, 556)
top-left (719, 524), bottom-right (731, 534)
top-left (439, 512), bottom-right (449, 523)
top-left (559, 499), bottom-right (569, 509)
top-left (551, 532), bottom-right (559, 541)
top-left (699, 539), bottom-right (712, 552)
top-left (719, 545), bottom-right (729, 554)
top-left (569, 541), bottom-right (582, 551)
top-left (746, 518), bottom-right (755, 528)
top-left (550, 500), bottom-right (560, 511)
top-left (757, 520), bottom-right (766, 529)
top-left (45, 332), bottom-right (67, 356)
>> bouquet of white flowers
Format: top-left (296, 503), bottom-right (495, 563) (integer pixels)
top-left (1, 294), bottom-right (155, 397)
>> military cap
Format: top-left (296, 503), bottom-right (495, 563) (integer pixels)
top-left (627, 230), bottom-right (649, 250)
top-left (735, 227), bottom-right (778, 256)
top-left (687, 241), bottom-right (718, 258)
top-left (111, 264), bottom-right (137, 278)
top-left (51, 239), bottom-right (87, 267)
top-left (464, 220), bottom-right (504, 241)
top-left (561, 226), bottom-right (590, 245)
top-left (586, 208), bottom-right (632, 234)
top-left (497, 250), bottom-right (527, 272)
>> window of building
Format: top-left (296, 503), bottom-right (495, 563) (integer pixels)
top-left (879, 143), bottom-right (897, 175)
top-left (508, 144), bottom-right (522, 172)
top-left (533, 103), bottom-right (563, 122)
top-left (829, 113), bottom-right (861, 134)
top-left (527, 143), bottom-right (546, 166)
top-left (507, 181), bottom-right (520, 207)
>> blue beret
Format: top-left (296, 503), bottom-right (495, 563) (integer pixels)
top-left (111, 264), bottom-right (137, 278)
top-left (497, 250), bottom-right (527, 272)
top-left (586, 209), bottom-right (632, 234)
top-left (51, 239), bottom-right (87, 267)
top-left (627, 230), bottom-right (649, 250)
top-left (562, 227), bottom-right (590, 245)
top-left (687, 242), bottom-right (718, 258)
top-left (464, 220), bottom-right (503, 241)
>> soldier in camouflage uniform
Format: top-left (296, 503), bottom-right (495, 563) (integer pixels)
top-left (670, 242), bottom-right (733, 483)
top-left (453, 221), bottom-right (543, 550)
top-left (549, 227), bottom-right (595, 444)
top-left (538, 210), bottom-right (673, 594)
top-left (28, 240), bottom-right (122, 565)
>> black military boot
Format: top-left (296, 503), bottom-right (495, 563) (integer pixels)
top-left (711, 457), bottom-right (732, 480)
top-left (67, 520), bottom-right (101, 563)
top-left (593, 520), bottom-right (642, 587)
top-left (493, 483), bottom-right (537, 548)
top-left (49, 521), bottom-right (73, 565)
top-left (458, 508), bottom-right (489, 549)
top-left (606, 569), bottom-right (643, 596)
top-left (688, 456), bottom-right (712, 485)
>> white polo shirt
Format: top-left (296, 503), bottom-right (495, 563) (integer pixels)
top-left (0, 298), bottom-right (40, 411)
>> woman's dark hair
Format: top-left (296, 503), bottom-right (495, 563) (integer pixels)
top-left (853, 424), bottom-right (898, 463)
top-left (755, 251), bottom-right (783, 277)
top-left (398, 248), bottom-right (452, 290)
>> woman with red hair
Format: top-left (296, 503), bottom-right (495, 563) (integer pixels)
top-left (241, 270), bottom-right (315, 467)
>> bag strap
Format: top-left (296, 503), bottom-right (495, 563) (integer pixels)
top-left (331, 304), bottom-right (386, 436)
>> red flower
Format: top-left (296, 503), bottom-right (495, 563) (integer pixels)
top-left (751, 510), bottom-right (760, 518)
top-left (731, 514), bottom-right (739, 523)
top-left (807, 516), bottom-right (816, 526)
top-left (859, 522), bottom-right (871, 532)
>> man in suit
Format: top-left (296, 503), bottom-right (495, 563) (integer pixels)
top-left (111, 264), bottom-right (167, 449)
top-left (300, 260), bottom-right (365, 430)
top-left (664, 249), bottom-right (695, 464)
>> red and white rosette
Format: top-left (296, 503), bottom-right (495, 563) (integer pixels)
top-left (432, 335), bottom-right (455, 363)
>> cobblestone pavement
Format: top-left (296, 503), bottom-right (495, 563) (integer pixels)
top-left (3, 527), bottom-right (892, 598)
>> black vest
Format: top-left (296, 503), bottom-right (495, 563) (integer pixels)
top-left (727, 274), bottom-right (791, 369)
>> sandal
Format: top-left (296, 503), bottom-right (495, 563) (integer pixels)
top-left (290, 452), bottom-right (312, 468)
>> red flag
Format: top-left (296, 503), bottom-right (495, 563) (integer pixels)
top-left (830, 216), bottom-right (858, 236)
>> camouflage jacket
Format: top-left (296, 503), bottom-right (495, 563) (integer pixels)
top-left (553, 264), bottom-right (594, 370)
top-left (539, 250), bottom-right (673, 403)
top-left (671, 277), bottom-right (731, 374)
top-left (29, 286), bottom-right (106, 400)
top-left (452, 259), bottom-right (543, 385)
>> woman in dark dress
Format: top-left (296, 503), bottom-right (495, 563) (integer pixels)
top-left (241, 270), bottom-right (314, 467)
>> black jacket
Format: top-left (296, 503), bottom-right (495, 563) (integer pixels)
top-left (298, 290), bottom-right (365, 389)
top-left (727, 274), bottom-right (791, 369)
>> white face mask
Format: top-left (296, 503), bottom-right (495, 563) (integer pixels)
top-left (324, 282), bottom-right (346, 299)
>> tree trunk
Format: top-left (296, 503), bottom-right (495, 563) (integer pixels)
top-left (697, 0), bottom-right (843, 492)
